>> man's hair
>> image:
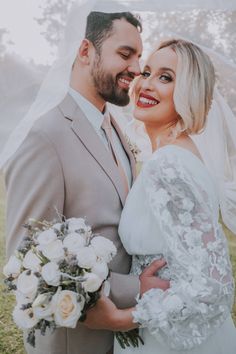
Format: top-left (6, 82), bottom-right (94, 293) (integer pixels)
top-left (85, 11), bottom-right (142, 53)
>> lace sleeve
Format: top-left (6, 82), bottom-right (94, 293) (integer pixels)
top-left (132, 149), bottom-right (235, 350)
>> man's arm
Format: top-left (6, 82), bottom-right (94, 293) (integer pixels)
top-left (108, 272), bottom-right (140, 308)
top-left (5, 128), bottom-right (64, 258)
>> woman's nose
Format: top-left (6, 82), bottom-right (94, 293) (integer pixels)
top-left (141, 76), bottom-right (154, 90)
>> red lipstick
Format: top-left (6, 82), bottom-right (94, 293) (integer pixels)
top-left (137, 92), bottom-right (159, 108)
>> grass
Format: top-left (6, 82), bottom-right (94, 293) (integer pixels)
top-left (0, 174), bottom-right (235, 353)
top-left (0, 174), bottom-right (25, 354)
top-left (225, 225), bottom-right (236, 324)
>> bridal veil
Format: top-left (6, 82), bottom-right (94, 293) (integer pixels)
top-left (0, 0), bottom-right (236, 232)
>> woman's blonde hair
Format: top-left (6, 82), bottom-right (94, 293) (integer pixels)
top-left (158, 39), bottom-right (215, 135)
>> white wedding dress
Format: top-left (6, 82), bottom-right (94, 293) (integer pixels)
top-left (114, 145), bottom-right (236, 354)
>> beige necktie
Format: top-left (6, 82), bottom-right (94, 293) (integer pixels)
top-left (102, 114), bottom-right (129, 196)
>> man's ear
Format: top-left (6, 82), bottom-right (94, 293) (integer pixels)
top-left (76, 39), bottom-right (94, 65)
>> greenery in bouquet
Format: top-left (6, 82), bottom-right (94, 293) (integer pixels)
top-left (3, 217), bottom-right (117, 347)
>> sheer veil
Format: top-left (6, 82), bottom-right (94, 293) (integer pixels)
top-left (0, 0), bottom-right (236, 232)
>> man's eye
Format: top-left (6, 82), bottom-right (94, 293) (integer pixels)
top-left (141, 71), bottom-right (150, 78)
top-left (159, 74), bottom-right (172, 82)
top-left (120, 53), bottom-right (129, 59)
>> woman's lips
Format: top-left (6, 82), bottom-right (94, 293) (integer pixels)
top-left (137, 93), bottom-right (159, 108)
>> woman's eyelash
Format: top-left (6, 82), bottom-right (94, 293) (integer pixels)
top-left (141, 71), bottom-right (150, 78)
top-left (159, 74), bottom-right (172, 81)
top-left (140, 72), bottom-right (173, 81)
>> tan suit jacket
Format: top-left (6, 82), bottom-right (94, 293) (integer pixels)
top-left (5, 94), bottom-right (139, 354)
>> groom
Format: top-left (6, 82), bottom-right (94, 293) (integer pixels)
top-left (5, 11), bottom-right (168, 354)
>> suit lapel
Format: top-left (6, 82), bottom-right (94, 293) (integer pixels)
top-left (111, 115), bottom-right (137, 182)
top-left (59, 94), bottom-right (127, 207)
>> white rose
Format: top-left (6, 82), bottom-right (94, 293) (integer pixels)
top-left (91, 261), bottom-right (109, 281)
top-left (42, 240), bottom-right (65, 262)
top-left (23, 250), bottom-right (41, 272)
top-left (76, 246), bottom-right (97, 269)
top-left (67, 218), bottom-right (87, 231)
top-left (15, 290), bottom-right (31, 305)
top-left (41, 262), bottom-right (61, 286)
top-left (67, 218), bottom-right (92, 238)
top-left (82, 272), bottom-right (103, 292)
top-left (17, 270), bottom-right (39, 301)
top-left (37, 229), bottom-right (57, 247)
top-left (63, 233), bottom-right (86, 255)
top-left (3, 254), bottom-right (22, 278)
top-left (52, 290), bottom-right (84, 328)
top-left (53, 222), bottom-right (62, 231)
top-left (32, 293), bottom-right (54, 321)
top-left (90, 237), bottom-right (117, 262)
top-left (13, 304), bottom-right (39, 329)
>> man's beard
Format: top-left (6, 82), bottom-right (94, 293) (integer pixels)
top-left (91, 54), bottom-right (131, 106)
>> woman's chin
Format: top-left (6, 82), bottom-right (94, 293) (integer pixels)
top-left (133, 108), bottom-right (148, 123)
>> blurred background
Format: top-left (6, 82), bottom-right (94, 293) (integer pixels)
top-left (0, 1), bottom-right (235, 352)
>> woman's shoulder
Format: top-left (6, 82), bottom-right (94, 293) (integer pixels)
top-left (141, 144), bottom-right (213, 189)
top-left (140, 144), bottom-right (219, 209)
top-left (144, 145), bottom-right (204, 172)
top-left (151, 144), bottom-right (203, 163)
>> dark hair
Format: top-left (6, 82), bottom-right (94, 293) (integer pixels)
top-left (85, 11), bottom-right (142, 53)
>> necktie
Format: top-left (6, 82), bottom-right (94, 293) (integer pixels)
top-left (102, 113), bottom-right (129, 196)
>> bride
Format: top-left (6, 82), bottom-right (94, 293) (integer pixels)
top-left (85, 39), bottom-right (236, 354)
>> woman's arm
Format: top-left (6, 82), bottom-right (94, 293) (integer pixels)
top-left (131, 150), bottom-right (234, 350)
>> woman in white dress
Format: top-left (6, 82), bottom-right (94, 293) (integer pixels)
top-left (86, 39), bottom-right (236, 354)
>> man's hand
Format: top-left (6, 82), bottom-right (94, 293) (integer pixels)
top-left (84, 294), bottom-right (136, 331)
top-left (139, 259), bottom-right (170, 296)
top-left (84, 294), bottom-right (119, 330)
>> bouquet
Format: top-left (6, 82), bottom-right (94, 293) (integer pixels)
top-left (3, 217), bottom-right (117, 347)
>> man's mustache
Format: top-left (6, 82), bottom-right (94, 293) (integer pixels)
top-left (117, 72), bottom-right (135, 80)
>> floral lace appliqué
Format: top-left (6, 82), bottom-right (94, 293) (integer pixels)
top-left (132, 150), bottom-right (235, 351)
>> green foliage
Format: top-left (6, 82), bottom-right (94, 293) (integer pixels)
top-left (0, 175), bottom-right (235, 352)
top-left (0, 175), bottom-right (24, 353)
top-left (223, 222), bottom-right (236, 324)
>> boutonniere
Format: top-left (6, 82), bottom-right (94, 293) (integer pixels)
top-left (125, 134), bottom-right (141, 163)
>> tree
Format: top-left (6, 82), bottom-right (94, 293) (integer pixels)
top-left (36, 0), bottom-right (72, 49)
top-left (141, 10), bottom-right (236, 61)
top-left (35, 4), bottom-right (236, 111)
top-left (0, 28), bottom-right (13, 58)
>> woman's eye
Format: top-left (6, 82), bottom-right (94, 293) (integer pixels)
top-left (159, 74), bottom-right (172, 82)
top-left (141, 71), bottom-right (150, 78)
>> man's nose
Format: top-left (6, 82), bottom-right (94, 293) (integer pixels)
top-left (128, 59), bottom-right (141, 76)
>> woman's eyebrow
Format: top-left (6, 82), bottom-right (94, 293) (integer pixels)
top-left (158, 67), bottom-right (176, 75)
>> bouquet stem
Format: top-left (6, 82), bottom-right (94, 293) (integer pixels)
top-left (115, 328), bottom-right (144, 349)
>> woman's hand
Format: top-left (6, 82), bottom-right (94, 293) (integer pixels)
top-left (140, 259), bottom-right (170, 295)
top-left (84, 294), bottom-right (137, 331)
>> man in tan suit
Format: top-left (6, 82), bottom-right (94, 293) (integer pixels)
top-left (5, 11), bottom-right (167, 354)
